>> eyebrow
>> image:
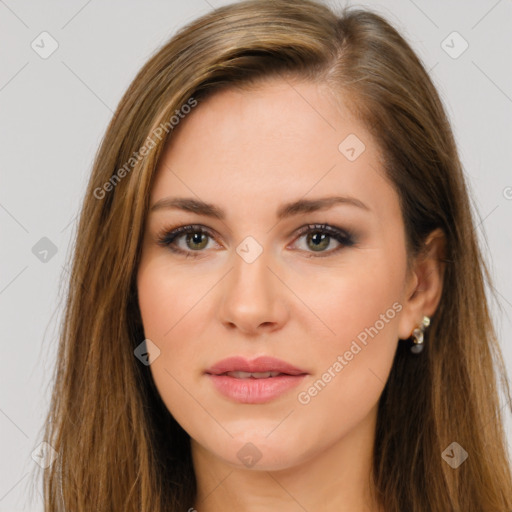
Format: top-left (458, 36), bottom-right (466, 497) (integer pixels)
top-left (150, 195), bottom-right (370, 220)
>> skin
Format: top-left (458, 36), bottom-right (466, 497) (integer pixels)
top-left (136, 78), bottom-right (445, 512)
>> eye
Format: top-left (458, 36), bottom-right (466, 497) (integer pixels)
top-left (156, 224), bottom-right (219, 258)
top-left (290, 223), bottom-right (355, 257)
top-left (156, 223), bottom-right (355, 259)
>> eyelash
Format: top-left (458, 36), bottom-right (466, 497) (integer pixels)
top-left (155, 223), bottom-right (356, 259)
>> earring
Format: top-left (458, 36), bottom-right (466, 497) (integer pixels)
top-left (410, 315), bottom-right (430, 354)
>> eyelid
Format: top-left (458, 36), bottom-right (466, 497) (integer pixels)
top-left (155, 222), bottom-right (355, 258)
top-left (288, 223), bottom-right (355, 258)
top-left (155, 224), bottom-right (221, 251)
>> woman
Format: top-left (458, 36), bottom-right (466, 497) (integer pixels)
top-left (36, 0), bottom-right (512, 510)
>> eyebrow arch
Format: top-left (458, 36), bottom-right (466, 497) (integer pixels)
top-left (150, 195), bottom-right (370, 220)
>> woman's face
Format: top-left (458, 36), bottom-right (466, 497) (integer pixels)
top-left (137, 78), bottom-right (416, 471)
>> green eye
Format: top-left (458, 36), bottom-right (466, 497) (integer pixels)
top-left (305, 231), bottom-right (331, 251)
top-left (157, 225), bottom-right (215, 257)
top-left (184, 232), bottom-right (209, 251)
top-left (156, 223), bottom-right (355, 259)
top-left (293, 224), bottom-right (355, 257)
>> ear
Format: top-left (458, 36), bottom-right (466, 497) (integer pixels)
top-left (397, 228), bottom-right (446, 340)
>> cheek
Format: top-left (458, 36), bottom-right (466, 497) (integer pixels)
top-left (136, 256), bottom-right (216, 400)
top-left (293, 253), bottom-right (404, 414)
top-left (137, 256), bottom-right (213, 340)
top-left (295, 250), bottom-right (404, 354)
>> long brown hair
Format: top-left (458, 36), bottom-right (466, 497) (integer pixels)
top-left (33, 0), bottom-right (512, 510)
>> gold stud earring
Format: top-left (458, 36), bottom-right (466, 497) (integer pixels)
top-left (410, 315), bottom-right (430, 354)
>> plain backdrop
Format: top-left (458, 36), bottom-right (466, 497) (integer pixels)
top-left (1, 0), bottom-right (511, 509)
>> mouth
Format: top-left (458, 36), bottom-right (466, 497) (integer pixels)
top-left (205, 356), bottom-right (308, 404)
top-left (205, 355), bottom-right (308, 376)
top-left (214, 371), bottom-right (301, 379)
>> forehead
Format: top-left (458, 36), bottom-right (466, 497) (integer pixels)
top-left (151, 79), bottom-right (397, 222)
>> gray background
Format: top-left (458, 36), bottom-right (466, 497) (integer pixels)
top-left (1, 0), bottom-right (511, 509)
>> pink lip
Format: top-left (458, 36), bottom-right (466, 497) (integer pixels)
top-left (205, 356), bottom-right (308, 404)
top-left (206, 356), bottom-right (307, 375)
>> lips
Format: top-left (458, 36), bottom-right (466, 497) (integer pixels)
top-left (205, 356), bottom-right (308, 404)
top-left (205, 356), bottom-right (307, 377)
top-left (223, 370), bottom-right (284, 379)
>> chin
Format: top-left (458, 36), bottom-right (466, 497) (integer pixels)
top-left (195, 427), bottom-right (315, 472)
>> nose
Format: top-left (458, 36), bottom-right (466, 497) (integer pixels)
top-left (218, 244), bottom-right (290, 335)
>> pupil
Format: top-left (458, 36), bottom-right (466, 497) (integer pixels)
top-left (188, 233), bottom-right (207, 249)
top-left (308, 232), bottom-right (329, 251)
